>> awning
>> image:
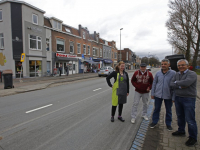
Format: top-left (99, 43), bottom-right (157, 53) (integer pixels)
top-left (56, 57), bottom-right (78, 61)
top-left (93, 58), bottom-right (104, 62)
top-left (84, 60), bottom-right (99, 64)
top-left (104, 59), bottom-right (113, 64)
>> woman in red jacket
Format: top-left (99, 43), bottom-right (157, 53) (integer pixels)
top-left (131, 63), bottom-right (153, 124)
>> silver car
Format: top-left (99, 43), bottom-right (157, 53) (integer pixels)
top-left (146, 65), bottom-right (151, 71)
top-left (98, 66), bottom-right (114, 77)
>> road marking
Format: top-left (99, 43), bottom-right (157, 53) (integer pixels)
top-left (93, 88), bottom-right (102, 91)
top-left (0, 89), bottom-right (111, 134)
top-left (26, 104), bottom-right (53, 114)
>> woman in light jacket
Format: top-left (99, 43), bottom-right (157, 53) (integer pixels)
top-left (106, 61), bottom-right (129, 122)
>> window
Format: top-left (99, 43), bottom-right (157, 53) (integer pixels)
top-left (115, 52), bottom-right (117, 59)
top-left (0, 10), bottom-right (2, 21)
top-left (105, 41), bottom-right (108, 45)
top-left (112, 52), bottom-right (114, 58)
top-left (93, 47), bottom-right (95, 56)
top-left (96, 36), bottom-right (99, 42)
top-left (126, 52), bottom-right (128, 60)
top-left (70, 41), bottom-right (74, 53)
top-left (0, 33), bottom-right (4, 49)
top-left (53, 20), bottom-right (61, 30)
top-left (46, 38), bottom-right (50, 51)
top-left (88, 46), bottom-right (90, 55)
top-left (32, 14), bottom-right (38, 25)
top-left (83, 31), bottom-right (85, 39)
top-left (96, 48), bottom-right (99, 57)
top-left (83, 45), bottom-right (86, 55)
top-left (56, 39), bottom-right (64, 52)
top-left (29, 35), bottom-right (41, 50)
top-left (104, 49), bottom-right (106, 57)
top-left (77, 43), bottom-right (81, 54)
top-left (65, 28), bottom-right (71, 33)
top-left (100, 49), bottom-right (102, 57)
top-left (109, 50), bottom-right (111, 58)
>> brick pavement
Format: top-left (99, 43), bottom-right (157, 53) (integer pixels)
top-left (142, 75), bottom-right (200, 150)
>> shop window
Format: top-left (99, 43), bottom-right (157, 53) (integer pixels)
top-left (0, 33), bottom-right (4, 49)
top-left (100, 49), bottom-right (102, 57)
top-left (70, 41), bottom-right (74, 53)
top-left (87, 45), bottom-right (90, 55)
top-left (77, 43), bottom-right (81, 54)
top-left (32, 14), bottom-right (38, 25)
top-left (15, 61), bottom-right (23, 78)
top-left (29, 35), bottom-right (42, 50)
top-left (0, 10), bottom-right (2, 21)
top-left (46, 38), bottom-right (50, 51)
top-left (29, 60), bottom-right (42, 77)
top-left (56, 39), bottom-right (64, 52)
top-left (83, 45), bottom-right (86, 55)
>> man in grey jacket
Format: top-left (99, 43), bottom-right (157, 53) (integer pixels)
top-left (170, 59), bottom-right (197, 147)
top-left (150, 59), bottom-right (176, 131)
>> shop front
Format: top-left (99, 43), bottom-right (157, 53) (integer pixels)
top-left (29, 60), bottom-right (42, 77)
top-left (83, 59), bottom-right (99, 73)
top-left (103, 59), bottom-right (113, 67)
top-left (93, 58), bottom-right (103, 69)
top-left (54, 53), bottom-right (78, 75)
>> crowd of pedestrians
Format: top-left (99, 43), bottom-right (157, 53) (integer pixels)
top-left (106, 59), bottom-right (198, 147)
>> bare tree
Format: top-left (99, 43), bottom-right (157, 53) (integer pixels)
top-left (166, 0), bottom-right (200, 69)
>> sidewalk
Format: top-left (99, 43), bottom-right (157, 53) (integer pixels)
top-left (141, 75), bottom-right (200, 150)
top-left (0, 69), bottom-right (136, 97)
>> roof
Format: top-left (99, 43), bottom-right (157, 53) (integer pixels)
top-left (0, 0), bottom-right (45, 13)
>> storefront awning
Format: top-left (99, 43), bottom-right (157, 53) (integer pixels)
top-left (104, 59), bottom-right (113, 64)
top-left (93, 58), bottom-right (103, 62)
top-left (56, 57), bottom-right (78, 61)
top-left (84, 60), bottom-right (99, 64)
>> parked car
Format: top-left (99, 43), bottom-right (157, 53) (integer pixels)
top-left (146, 65), bottom-right (151, 71)
top-left (98, 66), bottom-right (114, 77)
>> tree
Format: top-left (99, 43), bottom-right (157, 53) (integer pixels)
top-left (166, 0), bottom-right (200, 70)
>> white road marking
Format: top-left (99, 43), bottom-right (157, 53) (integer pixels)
top-left (93, 88), bottom-right (102, 91)
top-left (26, 104), bottom-right (53, 114)
top-left (0, 89), bottom-right (111, 134)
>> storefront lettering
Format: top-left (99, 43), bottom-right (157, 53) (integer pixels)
top-left (56, 53), bottom-right (77, 58)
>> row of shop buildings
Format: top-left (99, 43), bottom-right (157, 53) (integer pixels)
top-left (0, 0), bottom-right (140, 78)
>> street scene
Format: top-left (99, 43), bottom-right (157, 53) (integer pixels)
top-left (1, 0), bottom-right (200, 150)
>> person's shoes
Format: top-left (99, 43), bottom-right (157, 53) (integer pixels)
top-left (118, 116), bottom-right (125, 122)
top-left (131, 118), bottom-right (135, 124)
top-left (185, 137), bottom-right (197, 147)
top-left (150, 122), bottom-right (157, 128)
top-left (111, 116), bottom-right (114, 122)
top-left (172, 131), bottom-right (186, 136)
top-left (166, 125), bottom-right (173, 131)
top-left (142, 115), bottom-right (148, 120)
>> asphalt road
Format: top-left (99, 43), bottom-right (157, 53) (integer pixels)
top-left (0, 69), bottom-right (159, 150)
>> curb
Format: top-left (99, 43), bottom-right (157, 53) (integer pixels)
top-left (130, 99), bottom-right (155, 150)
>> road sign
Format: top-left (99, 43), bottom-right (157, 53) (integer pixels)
top-left (82, 54), bottom-right (85, 59)
top-left (20, 53), bottom-right (25, 62)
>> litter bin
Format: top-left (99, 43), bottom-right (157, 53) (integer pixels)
top-left (3, 70), bottom-right (14, 89)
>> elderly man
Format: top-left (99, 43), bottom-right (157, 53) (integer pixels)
top-left (150, 59), bottom-right (176, 131)
top-left (131, 63), bottom-right (153, 123)
top-left (170, 59), bottom-right (197, 147)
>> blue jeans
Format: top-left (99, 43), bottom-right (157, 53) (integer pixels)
top-left (152, 97), bottom-right (172, 126)
top-left (175, 96), bottom-right (197, 140)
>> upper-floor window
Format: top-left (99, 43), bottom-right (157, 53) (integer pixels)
top-left (96, 36), bottom-right (99, 42)
top-left (65, 28), bottom-right (71, 33)
top-left (105, 41), bottom-right (108, 45)
top-left (0, 33), bottom-right (4, 49)
top-left (100, 49), bottom-right (102, 57)
top-left (70, 41), bottom-right (74, 53)
top-left (93, 47), bottom-right (95, 56)
top-left (109, 50), bottom-right (111, 58)
top-left (83, 45), bottom-right (86, 55)
top-left (77, 43), bottom-right (81, 54)
top-left (32, 14), bottom-right (38, 25)
top-left (56, 39), bottom-right (64, 52)
top-left (87, 46), bottom-right (90, 55)
top-left (83, 32), bottom-right (85, 39)
top-left (53, 20), bottom-right (61, 30)
top-left (126, 52), bottom-right (128, 60)
top-left (46, 38), bottom-right (50, 51)
top-left (29, 35), bottom-right (41, 50)
top-left (115, 52), bottom-right (117, 59)
top-left (103, 49), bottom-right (106, 57)
top-left (0, 10), bottom-right (2, 21)
top-left (96, 48), bottom-right (99, 57)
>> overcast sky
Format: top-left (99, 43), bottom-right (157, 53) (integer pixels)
top-left (24, 0), bottom-right (173, 60)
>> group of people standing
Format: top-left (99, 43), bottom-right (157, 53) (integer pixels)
top-left (106, 59), bottom-right (198, 147)
top-left (58, 64), bottom-right (69, 76)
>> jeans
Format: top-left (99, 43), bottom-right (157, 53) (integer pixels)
top-left (152, 97), bottom-right (172, 126)
top-left (175, 96), bottom-right (197, 140)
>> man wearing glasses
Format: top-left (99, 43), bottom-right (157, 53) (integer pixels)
top-left (170, 59), bottom-right (197, 147)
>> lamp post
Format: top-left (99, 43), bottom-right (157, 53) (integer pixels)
top-left (120, 28), bottom-right (123, 61)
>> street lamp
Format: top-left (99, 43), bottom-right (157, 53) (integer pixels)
top-left (120, 28), bottom-right (123, 61)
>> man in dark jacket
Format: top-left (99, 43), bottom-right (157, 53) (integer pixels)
top-left (59, 64), bottom-right (62, 76)
top-left (170, 59), bottom-right (197, 147)
top-left (131, 63), bottom-right (153, 123)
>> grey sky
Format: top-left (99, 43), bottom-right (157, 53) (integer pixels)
top-left (24, 0), bottom-right (172, 60)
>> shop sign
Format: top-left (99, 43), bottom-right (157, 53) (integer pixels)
top-left (56, 53), bottom-right (77, 58)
